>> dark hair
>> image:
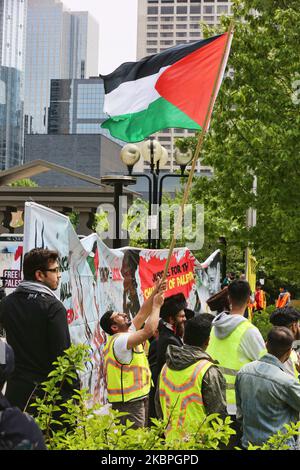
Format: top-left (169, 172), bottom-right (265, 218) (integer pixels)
top-left (267, 326), bottom-right (294, 358)
top-left (0, 341), bottom-right (15, 389)
top-left (270, 307), bottom-right (300, 327)
top-left (100, 310), bottom-right (115, 335)
top-left (160, 293), bottom-right (187, 321)
top-left (184, 313), bottom-right (214, 348)
top-left (228, 280), bottom-right (251, 307)
top-left (23, 248), bottom-right (59, 281)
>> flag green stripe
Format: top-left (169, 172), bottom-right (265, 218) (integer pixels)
top-left (101, 97), bottom-right (200, 143)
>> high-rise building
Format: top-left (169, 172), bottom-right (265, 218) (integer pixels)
top-left (137, 0), bottom-right (232, 171)
top-left (47, 77), bottom-right (124, 146)
top-left (0, 0), bottom-right (27, 169)
top-left (24, 0), bottom-right (99, 135)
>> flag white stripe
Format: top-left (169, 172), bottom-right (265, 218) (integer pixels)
top-left (104, 65), bottom-right (170, 116)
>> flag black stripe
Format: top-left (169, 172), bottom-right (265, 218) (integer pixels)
top-left (100, 35), bottom-right (223, 95)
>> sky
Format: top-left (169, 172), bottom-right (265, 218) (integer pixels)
top-left (63, 0), bottom-right (138, 75)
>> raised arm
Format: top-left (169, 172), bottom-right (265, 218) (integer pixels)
top-left (127, 288), bottom-right (166, 350)
top-left (132, 279), bottom-right (166, 331)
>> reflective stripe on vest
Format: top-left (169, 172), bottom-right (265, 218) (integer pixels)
top-left (103, 334), bottom-right (151, 403)
top-left (207, 320), bottom-right (260, 406)
top-left (159, 359), bottom-right (212, 437)
top-left (276, 293), bottom-right (290, 308)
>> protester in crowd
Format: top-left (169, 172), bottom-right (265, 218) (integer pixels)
top-left (156, 314), bottom-right (227, 439)
top-left (276, 287), bottom-right (291, 309)
top-left (221, 272), bottom-right (232, 289)
top-left (100, 279), bottom-right (166, 429)
top-left (254, 282), bottom-right (267, 313)
top-left (236, 326), bottom-right (300, 449)
top-left (269, 307), bottom-right (300, 380)
top-left (0, 248), bottom-right (77, 412)
top-left (206, 280), bottom-right (266, 445)
top-left (154, 293), bottom-right (190, 386)
top-left (0, 340), bottom-right (46, 450)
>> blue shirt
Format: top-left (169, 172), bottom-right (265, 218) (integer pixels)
top-left (236, 353), bottom-right (300, 448)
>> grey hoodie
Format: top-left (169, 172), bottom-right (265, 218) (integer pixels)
top-left (210, 311), bottom-right (266, 363)
top-left (155, 343), bottom-right (227, 419)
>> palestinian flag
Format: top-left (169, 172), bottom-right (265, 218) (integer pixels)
top-left (101, 33), bottom-right (232, 143)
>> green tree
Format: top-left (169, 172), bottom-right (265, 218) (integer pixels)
top-left (177, 0), bottom-right (300, 283)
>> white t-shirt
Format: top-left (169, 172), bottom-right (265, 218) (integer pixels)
top-left (113, 324), bottom-right (137, 364)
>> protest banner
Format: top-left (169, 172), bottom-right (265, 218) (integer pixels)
top-left (21, 202), bottom-right (221, 403)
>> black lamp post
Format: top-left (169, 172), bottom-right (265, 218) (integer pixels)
top-left (100, 175), bottom-right (136, 249)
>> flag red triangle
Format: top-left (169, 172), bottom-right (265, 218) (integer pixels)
top-left (155, 34), bottom-right (228, 127)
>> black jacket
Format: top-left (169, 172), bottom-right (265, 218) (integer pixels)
top-left (154, 321), bottom-right (184, 387)
top-left (0, 290), bottom-right (72, 409)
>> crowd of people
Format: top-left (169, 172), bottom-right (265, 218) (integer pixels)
top-left (0, 248), bottom-right (300, 450)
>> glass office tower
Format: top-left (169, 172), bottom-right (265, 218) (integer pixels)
top-left (0, 0), bottom-right (27, 169)
top-left (24, 0), bottom-right (99, 135)
top-left (48, 78), bottom-right (124, 146)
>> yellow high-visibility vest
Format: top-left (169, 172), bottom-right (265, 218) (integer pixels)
top-left (103, 334), bottom-right (151, 403)
top-left (207, 320), bottom-right (265, 406)
top-left (290, 349), bottom-right (300, 382)
top-left (159, 359), bottom-right (212, 439)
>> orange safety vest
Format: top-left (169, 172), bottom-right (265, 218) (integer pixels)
top-left (255, 289), bottom-right (266, 310)
top-left (276, 292), bottom-right (290, 309)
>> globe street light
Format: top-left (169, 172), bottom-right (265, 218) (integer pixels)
top-left (121, 139), bottom-right (193, 250)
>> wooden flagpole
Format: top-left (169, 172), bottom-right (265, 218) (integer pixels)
top-left (162, 22), bottom-right (234, 282)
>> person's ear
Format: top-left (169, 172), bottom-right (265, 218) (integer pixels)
top-left (35, 270), bottom-right (44, 283)
top-left (111, 324), bottom-right (118, 334)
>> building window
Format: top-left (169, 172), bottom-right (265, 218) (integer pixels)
top-left (203, 5), bottom-right (215, 14)
top-left (161, 16), bottom-right (173, 22)
top-left (177, 16), bottom-right (187, 21)
top-left (190, 24), bottom-right (200, 29)
top-left (177, 6), bottom-right (187, 14)
top-left (148, 16), bottom-right (158, 21)
top-left (203, 16), bottom-right (214, 22)
top-left (161, 32), bottom-right (173, 37)
top-left (147, 40), bottom-right (157, 45)
top-left (190, 32), bottom-right (200, 37)
top-left (161, 7), bottom-right (174, 14)
top-left (147, 48), bottom-right (157, 53)
top-left (148, 24), bottom-right (158, 29)
top-left (148, 7), bottom-right (158, 14)
top-left (147, 32), bottom-right (157, 37)
top-left (176, 32), bottom-right (187, 37)
top-left (190, 5), bottom-right (201, 14)
top-left (161, 24), bottom-right (173, 29)
top-left (217, 5), bottom-right (228, 13)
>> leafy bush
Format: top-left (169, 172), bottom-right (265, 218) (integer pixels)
top-left (31, 344), bottom-right (300, 451)
top-left (31, 345), bottom-right (234, 450)
top-left (252, 306), bottom-right (275, 341)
